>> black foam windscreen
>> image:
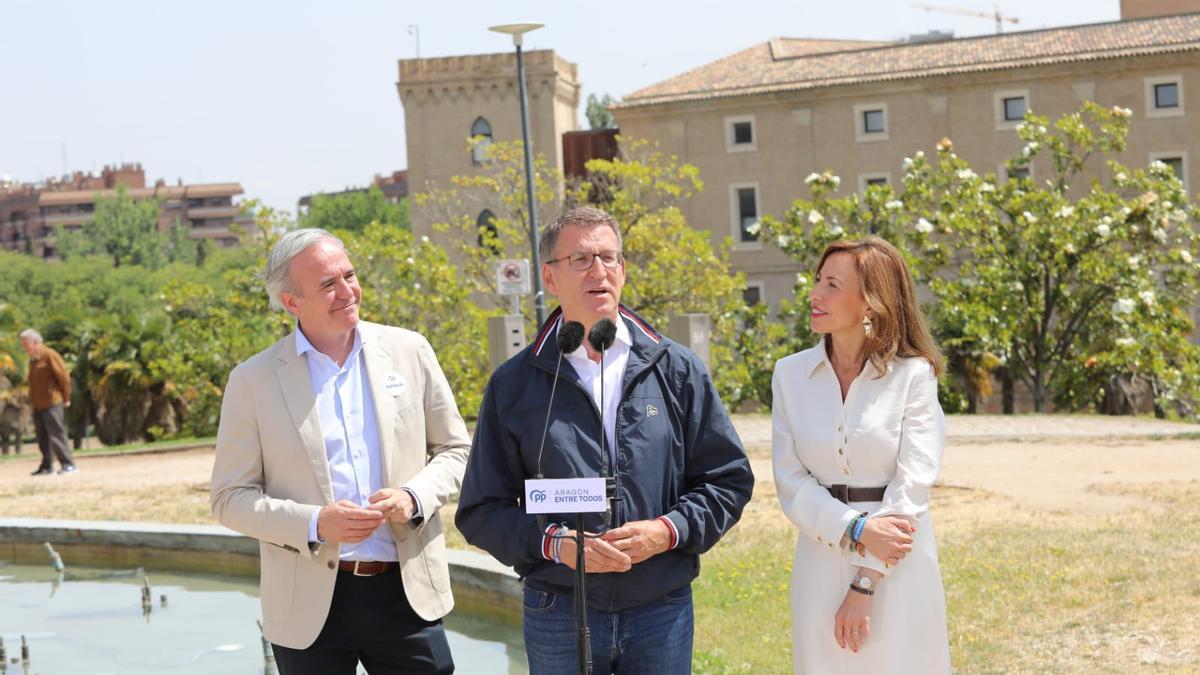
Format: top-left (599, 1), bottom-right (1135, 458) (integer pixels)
top-left (587, 318), bottom-right (617, 353)
top-left (557, 320), bottom-right (585, 354)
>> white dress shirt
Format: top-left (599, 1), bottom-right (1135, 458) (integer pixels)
top-left (297, 326), bottom-right (398, 562)
top-left (562, 317), bottom-right (632, 465)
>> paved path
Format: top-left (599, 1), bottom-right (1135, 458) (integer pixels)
top-left (730, 413), bottom-right (1200, 450)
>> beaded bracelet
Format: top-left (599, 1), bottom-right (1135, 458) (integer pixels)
top-left (850, 512), bottom-right (868, 545)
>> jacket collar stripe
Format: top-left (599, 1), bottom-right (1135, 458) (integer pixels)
top-left (619, 306), bottom-right (662, 344)
top-left (532, 307), bottom-right (564, 357)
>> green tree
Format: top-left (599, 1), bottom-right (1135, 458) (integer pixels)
top-left (760, 103), bottom-right (1200, 417)
top-left (300, 185), bottom-right (409, 233)
top-left (586, 93), bottom-right (617, 130)
top-left (56, 186), bottom-right (168, 268)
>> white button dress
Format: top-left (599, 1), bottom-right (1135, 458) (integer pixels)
top-left (772, 342), bottom-right (951, 674)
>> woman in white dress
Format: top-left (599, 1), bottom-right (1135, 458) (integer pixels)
top-left (772, 236), bottom-right (951, 674)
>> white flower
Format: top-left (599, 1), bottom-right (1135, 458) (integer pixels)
top-left (915, 218), bottom-right (934, 234)
top-left (957, 169), bottom-right (977, 181)
top-left (1023, 211), bottom-right (1037, 223)
top-left (1122, 206), bottom-right (1132, 216)
top-left (805, 172), bottom-right (821, 185)
top-left (1063, 243), bottom-right (1076, 255)
top-left (1038, 125), bottom-right (1047, 134)
top-left (1114, 172), bottom-right (1128, 183)
top-left (1095, 223), bottom-right (1111, 237)
top-left (777, 234), bottom-right (792, 248)
top-left (1116, 337), bottom-right (1136, 347)
top-left (1181, 250), bottom-right (1194, 264)
top-left (1139, 290), bottom-right (1156, 306)
top-left (979, 182), bottom-right (995, 193)
top-left (1022, 142), bottom-right (1039, 157)
top-left (1056, 206), bottom-right (1075, 219)
top-left (902, 157), bottom-right (914, 171)
top-left (1112, 106), bottom-right (1132, 119)
top-left (1128, 255), bottom-right (1142, 268)
top-left (830, 175), bottom-right (842, 188)
top-left (1011, 281), bottom-right (1024, 291)
top-left (1153, 228), bottom-right (1168, 244)
top-left (828, 225), bottom-right (845, 237)
top-left (1101, 216), bottom-right (1113, 225)
top-left (405, 256), bottom-right (415, 265)
top-left (807, 210), bottom-right (824, 224)
top-left (421, 235), bottom-right (430, 243)
top-left (1016, 122), bottom-right (1027, 132)
top-left (164, 304), bottom-right (173, 312)
top-left (1150, 160), bottom-right (1170, 174)
top-left (795, 274), bottom-right (809, 286)
top-left (915, 151), bottom-right (925, 159)
top-left (413, 282), bottom-right (422, 290)
top-left (745, 221), bottom-right (762, 236)
top-left (1112, 298), bottom-right (1136, 315)
top-left (885, 199), bottom-right (903, 210)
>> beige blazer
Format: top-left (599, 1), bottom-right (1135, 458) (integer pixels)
top-left (210, 321), bottom-right (471, 649)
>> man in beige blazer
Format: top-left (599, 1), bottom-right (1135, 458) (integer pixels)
top-left (211, 228), bottom-right (470, 674)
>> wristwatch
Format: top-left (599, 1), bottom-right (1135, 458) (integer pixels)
top-left (849, 573), bottom-right (875, 595)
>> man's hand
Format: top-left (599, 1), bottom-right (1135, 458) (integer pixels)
top-left (316, 499), bottom-right (386, 543)
top-left (558, 529), bottom-right (632, 573)
top-left (599, 519), bottom-right (671, 565)
top-left (859, 515), bottom-right (915, 566)
top-left (367, 488), bottom-right (417, 523)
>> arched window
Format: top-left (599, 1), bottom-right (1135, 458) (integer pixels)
top-left (477, 209), bottom-right (500, 255)
top-left (470, 116), bottom-right (493, 165)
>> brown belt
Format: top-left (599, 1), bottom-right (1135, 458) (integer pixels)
top-left (337, 560), bottom-right (398, 576)
top-left (827, 485), bottom-right (886, 504)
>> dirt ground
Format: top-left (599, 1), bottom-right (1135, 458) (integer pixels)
top-left (1, 435), bottom-right (1196, 523)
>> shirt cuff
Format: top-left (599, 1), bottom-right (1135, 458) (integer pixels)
top-left (657, 515), bottom-right (680, 550)
top-left (402, 487), bottom-right (423, 520)
top-left (308, 509), bottom-right (324, 544)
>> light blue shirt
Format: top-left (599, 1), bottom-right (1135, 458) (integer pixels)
top-left (297, 326), bottom-right (400, 562)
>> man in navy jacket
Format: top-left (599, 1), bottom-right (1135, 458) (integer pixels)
top-left (456, 206), bottom-right (753, 674)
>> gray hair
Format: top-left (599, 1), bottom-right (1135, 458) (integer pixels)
top-left (263, 228), bottom-right (346, 311)
top-left (539, 206), bottom-right (622, 263)
top-left (18, 328), bottom-right (43, 344)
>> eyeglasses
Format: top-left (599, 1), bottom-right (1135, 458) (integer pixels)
top-left (546, 250), bottom-right (624, 271)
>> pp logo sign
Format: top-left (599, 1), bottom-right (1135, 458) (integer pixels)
top-left (530, 489), bottom-right (548, 503)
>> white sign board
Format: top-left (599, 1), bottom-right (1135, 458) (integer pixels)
top-left (496, 259), bottom-right (532, 295)
top-left (524, 477), bottom-right (608, 514)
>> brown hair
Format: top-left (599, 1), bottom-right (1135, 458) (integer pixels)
top-left (817, 236), bottom-right (943, 378)
top-left (539, 206), bottom-right (622, 263)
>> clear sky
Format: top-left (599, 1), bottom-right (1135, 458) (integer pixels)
top-left (1, 0), bottom-right (1120, 214)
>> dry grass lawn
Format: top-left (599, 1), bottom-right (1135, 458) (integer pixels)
top-left (1, 439), bottom-right (1197, 673)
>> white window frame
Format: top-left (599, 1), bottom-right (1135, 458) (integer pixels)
top-left (725, 114), bottom-right (757, 153)
top-left (1144, 75), bottom-right (1185, 119)
top-left (854, 103), bottom-right (889, 142)
top-left (743, 281), bottom-right (766, 308)
top-left (857, 172), bottom-right (892, 192)
top-left (1000, 162), bottom-right (1034, 183)
top-left (729, 182), bottom-right (763, 250)
top-left (994, 89), bottom-right (1030, 130)
top-left (1149, 150), bottom-right (1189, 192)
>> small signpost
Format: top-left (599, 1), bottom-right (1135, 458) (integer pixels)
top-left (488, 259), bottom-right (532, 371)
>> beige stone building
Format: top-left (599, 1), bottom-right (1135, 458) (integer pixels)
top-left (396, 50), bottom-right (581, 236)
top-left (613, 9), bottom-right (1200, 308)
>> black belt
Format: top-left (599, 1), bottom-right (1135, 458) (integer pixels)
top-left (827, 485), bottom-right (886, 504)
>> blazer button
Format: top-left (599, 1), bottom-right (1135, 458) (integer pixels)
top-left (327, 560), bottom-right (335, 570)
top-left (842, 467), bottom-right (851, 475)
top-left (838, 448), bottom-right (845, 455)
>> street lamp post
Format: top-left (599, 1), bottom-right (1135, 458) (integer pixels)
top-left (489, 22), bottom-right (547, 327)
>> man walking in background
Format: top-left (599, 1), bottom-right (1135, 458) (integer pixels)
top-left (20, 328), bottom-right (77, 476)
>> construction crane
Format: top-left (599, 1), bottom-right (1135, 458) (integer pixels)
top-left (913, 2), bottom-right (1021, 34)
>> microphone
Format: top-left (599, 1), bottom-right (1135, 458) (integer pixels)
top-left (587, 318), bottom-right (618, 527)
top-left (536, 320), bottom-right (584, 479)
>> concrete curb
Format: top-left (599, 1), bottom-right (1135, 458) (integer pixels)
top-left (0, 517), bottom-right (521, 622)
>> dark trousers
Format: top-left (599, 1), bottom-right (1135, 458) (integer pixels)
top-left (33, 404), bottom-right (74, 470)
top-left (272, 569), bottom-right (454, 675)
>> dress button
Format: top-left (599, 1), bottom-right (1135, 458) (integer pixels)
top-left (817, 535), bottom-right (824, 542)
top-left (838, 448), bottom-right (845, 455)
top-left (327, 560), bottom-right (335, 569)
top-left (842, 467), bottom-right (851, 475)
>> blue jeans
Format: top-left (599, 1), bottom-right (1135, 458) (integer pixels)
top-left (522, 584), bottom-right (694, 675)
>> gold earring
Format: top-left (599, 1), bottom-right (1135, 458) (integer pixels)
top-left (863, 316), bottom-right (873, 337)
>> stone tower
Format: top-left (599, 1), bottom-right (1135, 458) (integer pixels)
top-left (397, 50), bottom-right (581, 234)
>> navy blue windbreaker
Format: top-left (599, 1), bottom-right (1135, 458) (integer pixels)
top-left (456, 306), bottom-right (753, 611)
